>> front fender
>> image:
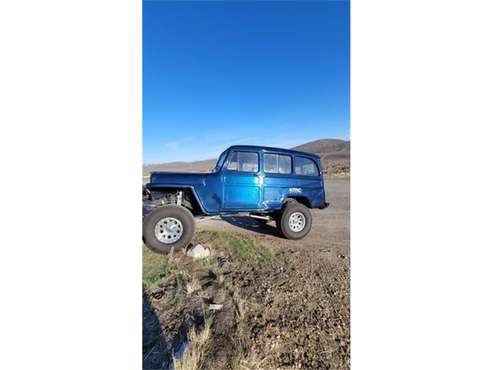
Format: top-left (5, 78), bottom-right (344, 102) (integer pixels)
top-left (145, 184), bottom-right (210, 215)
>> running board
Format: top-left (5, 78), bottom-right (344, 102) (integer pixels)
top-left (196, 212), bottom-right (273, 221)
top-left (249, 214), bottom-right (272, 221)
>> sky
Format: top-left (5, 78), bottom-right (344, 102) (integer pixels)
top-left (143, 1), bottom-right (350, 164)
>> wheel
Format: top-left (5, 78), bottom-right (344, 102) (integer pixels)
top-left (143, 205), bottom-right (195, 253)
top-left (277, 201), bottom-right (312, 240)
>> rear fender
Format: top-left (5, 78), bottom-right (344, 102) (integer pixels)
top-left (282, 196), bottom-right (312, 208)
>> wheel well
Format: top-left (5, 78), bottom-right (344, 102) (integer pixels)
top-left (183, 189), bottom-right (204, 216)
top-left (149, 187), bottom-right (204, 216)
top-left (284, 196), bottom-right (311, 208)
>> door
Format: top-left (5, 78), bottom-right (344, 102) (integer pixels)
top-left (263, 152), bottom-right (294, 208)
top-left (222, 150), bottom-right (262, 210)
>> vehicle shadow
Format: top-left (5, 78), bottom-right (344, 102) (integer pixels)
top-left (142, 289), bottom-right (168, 370)
top-left (220, 215), bottom-right (281, 237)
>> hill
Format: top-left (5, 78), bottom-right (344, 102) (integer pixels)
top-left (292, 138), bottom-right (350, 158)
top-left (292, 139), bottom-right (350, 174)
top-left (143, 138), bottom-right (350, 176)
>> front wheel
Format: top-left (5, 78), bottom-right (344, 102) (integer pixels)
top-left (143, 205), bottom-right (195, 253)
top-left (277, 202), bottom-right (312, 240)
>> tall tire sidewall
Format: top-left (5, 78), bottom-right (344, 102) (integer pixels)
top-left (143, 205), bottom-right (195, 253)
top-left (279, 203), bottom-right (312, 240)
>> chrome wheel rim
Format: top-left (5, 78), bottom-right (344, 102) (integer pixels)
top-left (154, 217), bottom-right (183, 244)
top-left (288, 212), bottom-right (306, 232)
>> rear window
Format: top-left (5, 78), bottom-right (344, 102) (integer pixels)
top-left (264, 153), bottom-right (292, 174)
top-left (294, 157), bottom-right (318, 176)
top-left (226, 151), bottom-right (259, 172)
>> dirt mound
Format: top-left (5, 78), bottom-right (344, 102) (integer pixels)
top-left (222, 249), bottom-right (350, 369)
top-left (143, 230), bottom-right (350, 370)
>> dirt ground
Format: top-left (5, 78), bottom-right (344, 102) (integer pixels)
top-left (143, 178), bottom-right (349, 370)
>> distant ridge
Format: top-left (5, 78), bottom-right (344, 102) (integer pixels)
top-left (143, 138), bottom-right (350, 176)
top-left (292, 138), bottom-right (350, 157)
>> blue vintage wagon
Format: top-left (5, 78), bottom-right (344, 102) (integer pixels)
top-left (143, 145), bottom-right (328, 253)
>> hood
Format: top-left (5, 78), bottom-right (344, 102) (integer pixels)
top-left (147, 171), bottom-right (208, 188)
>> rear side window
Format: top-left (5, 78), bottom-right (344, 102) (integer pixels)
top-left (226, 151), bottom-right (259, 172)
top-left (264, 153), bottom-right (292, 174)
top-left (294, 157), bottom-right (318, 176)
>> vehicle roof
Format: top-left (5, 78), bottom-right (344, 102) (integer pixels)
top-left (226, 145), bottom-right (320, 159)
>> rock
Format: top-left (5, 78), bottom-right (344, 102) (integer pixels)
top-left (186, 244), bottom-right (210, 259)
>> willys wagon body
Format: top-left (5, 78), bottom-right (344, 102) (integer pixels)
top-left (143, 145), bottom-right (328, 253)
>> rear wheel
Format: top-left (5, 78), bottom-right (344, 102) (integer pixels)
top-left (143, 205), bottom-right (195, 253)
top-left (277, 201), bottom-right (312, 240)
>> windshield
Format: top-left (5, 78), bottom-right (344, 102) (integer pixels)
top-left (212, 150), bottom-right (228, 172)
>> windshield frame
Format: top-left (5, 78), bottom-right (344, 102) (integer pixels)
top-left (212, 149), bottom-right (229, 173)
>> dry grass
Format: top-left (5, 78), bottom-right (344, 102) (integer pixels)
top-left (232, 289), bottom-right (246, 321)
top-left (172, 316), bottom-right (213, 370)
top-left (185, 276), bottom-right (201, 295)
top-left (234, 352), bottom-right (270, 370)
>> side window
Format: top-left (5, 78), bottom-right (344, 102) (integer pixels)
top-left (264, 154), bottom-right (277, 173)
top-left (264, 153), bottom-right (292, 174)
top-left (239, 152), bottom-right (259, 172)
top-left (226, 151), bottom-right (238, 170)
top-left (294, 157), bottom-right (318, 176)
top-left (226, 151), bottom-right (258, 172)
top-left (278, 155), bottom-right (292, 174)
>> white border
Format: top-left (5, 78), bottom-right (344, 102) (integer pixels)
top-left (353, 1), bottom-right (493, 369)
top-left (0, 1), bottom-right (142, 369)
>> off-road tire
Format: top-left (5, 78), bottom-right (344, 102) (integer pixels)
top-left (143, 205), bottom-right (195, 254)
top-left (277, 201), bottom-right (312, 240)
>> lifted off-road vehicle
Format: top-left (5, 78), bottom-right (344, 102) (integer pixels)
top-left (143, 145), bottom-right (328, 253)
